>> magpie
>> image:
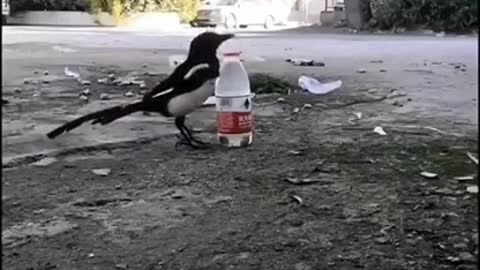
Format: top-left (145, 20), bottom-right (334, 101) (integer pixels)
top-left (46, 31), bottom-right (234, 149)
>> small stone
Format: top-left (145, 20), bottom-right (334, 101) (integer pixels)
top-left (33, 209), bottom-right (46, 214)
top-left (82, 89), bottom-right (92, 96)
top-left (289, 150), bottom-right (302, 156)
top-left (24, 79), bottom-right (30, 84)
top-left (115, 185), bottom-right (122, 190)
top-left (33, 70), bottom-right (39, 74)
top-left (276, 97), bottom-right (286, 103)
top-left (293, 107), bottom-right (300, 113)
top-left (124, 91), bottom-right (134, 97)
top-left (454, 243), bottom-right (468, 249)
top-left (379, 69), bottom-right (387, 72)
top-left (92, 168), bottom-right (111, 176)
top-left (139, 83), bottom-right (147, 89)
top-left (459, 252), bottom-right (476, 263)
top-left (420, 171), bottom-right (438, 179)
top-left (303, 103), bottom-right (312, 109)
top-left (33, 157), bottom-right (58, 167)
top-left (97, 78), bottom-right (108, 84)
top-left (466, 185), bottom-right (478, 194)
top-left (43, 70), bottom-right (49, 75)
top-left (14, 88), bottom-right (22, 93)
top-left (392, 100), bottom-right (403, 107)
top-left (100, 93), bottom-right (111, 100)
top-left (356, 69), bottom-right (367, 74)
top-left (295, 262), bottom-right (312, 270)
top-left (374, 237), bottom-right (389, 244)
top-left (80, 95), bottom-right (89, 102)
top-left (108, 73), bottom-right (115, 79)
top-left (88, 253), bottom-right (95, 258)
top-left (115, 263), bottom-right (128, 269)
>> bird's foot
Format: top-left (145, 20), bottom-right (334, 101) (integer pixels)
top-left (175, 137), bottom-right (209, 151)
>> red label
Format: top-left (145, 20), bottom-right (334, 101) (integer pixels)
top-left (217, 112), bottom-right (254, 134)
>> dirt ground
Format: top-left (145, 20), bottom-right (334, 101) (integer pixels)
top-left (2, 66), bottom-right (478, 270)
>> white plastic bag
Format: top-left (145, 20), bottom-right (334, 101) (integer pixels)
top-left (298, 75), bottom-right (342, 95)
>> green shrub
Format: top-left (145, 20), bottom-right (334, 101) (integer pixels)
top-left (12, 0), bottom-right (199, 23)
top-left (11, 0), bottom-right (91, 13)
top-left (369, 0), bottom-right (478, 32)
top-left (91, 0), bottom-right (199, 23)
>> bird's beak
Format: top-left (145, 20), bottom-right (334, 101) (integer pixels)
top-left (221, 33), bottom-right (235, 42)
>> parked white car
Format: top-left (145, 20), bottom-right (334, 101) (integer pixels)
top-left (191, 0), bottom-right (288, 29)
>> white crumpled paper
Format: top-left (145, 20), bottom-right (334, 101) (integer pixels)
top-left (298, 75), bottom-right (342, 95)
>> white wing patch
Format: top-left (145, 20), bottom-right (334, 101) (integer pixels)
top-left (152, 88), bottom-right (174, 98)
top-left (184, 63), bottom-right (210, 80)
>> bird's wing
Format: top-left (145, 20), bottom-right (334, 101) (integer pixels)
top-left (143, 76), bottom-right (176, 100)
top-left (173, 64), bottom-right (219, 95)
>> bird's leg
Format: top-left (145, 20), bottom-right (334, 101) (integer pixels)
top-left (182, 123), bottom-right (208, 145)
top-left (174, 116), bottom-right (208, 150)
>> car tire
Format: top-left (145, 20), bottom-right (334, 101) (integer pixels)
top-left (264, 15), bottom-right (274, 29)
top-left (224, 14), bottom-right (237, 29)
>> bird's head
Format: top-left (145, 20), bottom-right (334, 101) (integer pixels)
top-left (187, 31), bottom-right (235, 62)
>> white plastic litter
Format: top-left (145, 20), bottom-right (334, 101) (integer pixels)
top-left (373, 126), bottom-right (387, 135)
top-left (298, 75), bottom-right (342, 95)
top-left (64, 67), bottom-right (80, 78)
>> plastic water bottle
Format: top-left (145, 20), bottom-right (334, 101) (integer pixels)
top-left (215, 52), bottom-right (254, 147)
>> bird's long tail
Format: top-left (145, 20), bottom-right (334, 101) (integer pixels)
top-left (47, 101), bottom-right (144, 139)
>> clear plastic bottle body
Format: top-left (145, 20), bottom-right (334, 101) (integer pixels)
top-left (215, 53), bottom-right (254, 147)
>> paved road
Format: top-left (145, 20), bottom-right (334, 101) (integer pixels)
top-left (2, 26), bottom-right (478, 162)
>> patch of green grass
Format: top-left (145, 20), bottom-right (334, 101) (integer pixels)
top-left (249, 73), bottom-right (295, 95)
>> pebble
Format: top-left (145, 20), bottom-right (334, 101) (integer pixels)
top-left (81, 80), bottom-right (91, 86)
top-left (100, 93), bottom-right (111, 100)
top-left (14, 88), bottom-right (22, 93)
top-left (276, 97), bottom-right (286, 103)
top-left (459, 252), bottom-right (476, 263)
top-left (139, 83), bottom-right (147, 89)
top-left (420, 171), bottom-right (438, 179)
top-left (115, 263), bottom-right (128, 269)
top-left (454, 243), bottom-right (468, 249)
top-left (108, 73), bottom-right (115, 79)
top-left (32, 157), bottom-right (58, 167)
top-left (92, 168), bottom-right (111, 176)
top-left (97, 78), bottom-right (108, 84)
top-left (80, 95), bottom-right (89, 102)
top-left (115, 185), bottom-right (123, 190)
top-left (374, 237), bottom-right (389, 244)
top-left (88, 253), bottom-right (95, 258)
top-left (124, 91), bottom-right (134, 97)
top-left (24, 79), bottom-right (30, 84)
top-left (82, 89), bottom-right (92, 96)
top-left (303, 103), bottom-right (312, 109)
top-left (293, 107), bottom-right (300, 113)
top-left (379, 69), bottom-right (387, 72)
top-left (295, 262), bottom-right (312, 270)
top-left (43, 70), bottom-right (49, 75)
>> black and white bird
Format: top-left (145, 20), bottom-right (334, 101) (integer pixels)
top-left (46, 31), bottom-right (234, 149)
